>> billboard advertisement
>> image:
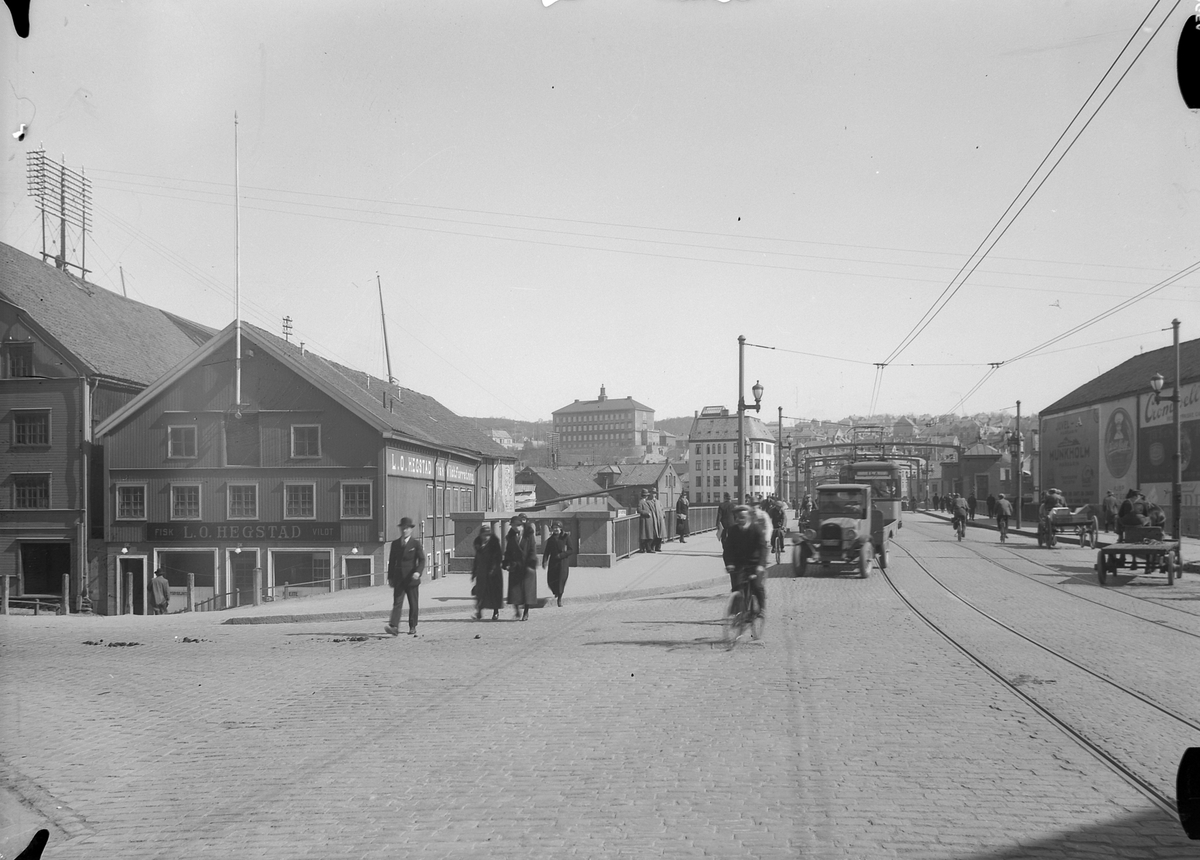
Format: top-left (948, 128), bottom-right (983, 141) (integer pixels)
top-left (1138, 382), bottom-right (1200, 536)
top-left (1097, 397), bottom-right (1138, 501)
top-left (1040, 408), bottom-right (1100, 508)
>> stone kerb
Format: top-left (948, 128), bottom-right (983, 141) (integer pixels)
top-left (449, 510), bottom-right (619, 571)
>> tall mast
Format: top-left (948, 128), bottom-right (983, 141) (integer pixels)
top-left (234, 112), bottom-right (242, 417)
top-left (378, 273), bottom-right (396, 386)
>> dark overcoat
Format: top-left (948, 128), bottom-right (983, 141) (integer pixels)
top-left (472, 533), bottom-right (505, 611)
top-left (543, 532), bottom-right (573, 597)
top-left (507, 526), bottom-right (538, 606)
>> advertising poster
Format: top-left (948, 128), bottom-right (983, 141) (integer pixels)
top-left (1138, 382), bottom-right (1200, 536)
top-left (497, 462), bottom-right (516, 512)
top-left (1097, 397), bottom-right (1138, 501)
top-left (1039, 408), bottom-right (1100, 508)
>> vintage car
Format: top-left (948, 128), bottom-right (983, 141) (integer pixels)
top-left (791, 483), bottom-right (888, 577)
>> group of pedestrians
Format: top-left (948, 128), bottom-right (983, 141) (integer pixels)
top-left (385, 513), bottom-right (575, 637)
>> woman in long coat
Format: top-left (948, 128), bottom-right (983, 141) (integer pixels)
top-left (507, 521), bottom-right (538, 620)
top-left (543, 521), bottom-right (573, 607)
top-left (471, 524), bottom-right (504, 621)
top-left (675, 494), bottom-right (690, 544)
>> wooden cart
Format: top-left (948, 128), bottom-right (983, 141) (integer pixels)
top-left (1095, 525), bottom-right (1182, 585)
top-left (1037, 506), bottom-right (1100, 548)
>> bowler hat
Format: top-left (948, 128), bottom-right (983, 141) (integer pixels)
top-left (399, 517), bottom-right (415, 528)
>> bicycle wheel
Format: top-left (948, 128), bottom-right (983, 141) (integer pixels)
top-left (724, 592), bottom-right (746, 643)
top-left (748, 592), bottom-right (764, 641)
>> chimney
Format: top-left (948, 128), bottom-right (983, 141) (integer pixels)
top-left (599, 385), bottom-right (607, 402)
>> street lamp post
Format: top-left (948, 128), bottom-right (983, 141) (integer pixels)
top-left (736, 335), bottom-right (763, 503)
top-left (1008, 399), bottom-right (1023, 530)
top-left (1149, 318), bottom-right (1183, 546)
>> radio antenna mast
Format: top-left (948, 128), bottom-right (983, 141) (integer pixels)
top-left (377, 273), bottom-right (397, 389)
top-left (234, 112), bottom-right (243, 418)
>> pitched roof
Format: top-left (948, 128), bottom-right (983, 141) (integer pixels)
top-left (517, 467), bottom-right (606, 498)
top-left (1042, 336), bottom-right (1200, 415)
top-left (0, 241), bottom-right (215, 385)
top-left (554, 395), bottom-right (653, 414)
top-left (610, 463), bottom-right (670, 486)
top-left (96, 320), bottom-right (512, 461)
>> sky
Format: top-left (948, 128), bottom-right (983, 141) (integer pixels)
top-left (2, 1), bottom-right (1197, 427)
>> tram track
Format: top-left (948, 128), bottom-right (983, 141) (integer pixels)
top-left (904, 516), bottom-right (1200, 635)
top-left (879, 542), bottom-right (1195, 818)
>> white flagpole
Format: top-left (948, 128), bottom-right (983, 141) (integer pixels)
top-left (234, 111), bottom-right (242, 417)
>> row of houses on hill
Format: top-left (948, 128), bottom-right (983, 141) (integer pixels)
top-left (1, 241), bottom-right (517, 614)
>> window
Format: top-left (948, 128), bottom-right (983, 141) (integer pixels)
top-left (171, 484), bottom-right (201, 519)
top-left (291, 425), bottom-right (321, 458)
top-left (341, 482), bottom-right (372, 519)
top-left (227, 484), bottom-right (258, 519)
top-left (224, 414), bottom-right (260, 466)
top-left (6, 343), bottom-right (34, 378)
top-left (116, 485), bottom-right (146, 520)
top-left (168, 425), bottom-right (197, 459)
top-left (13, 411), bottom-right (50, 446)
top-left (285, 483), bottom-right (316, 519)
top-left (14, 474), bottom-right (49, 508)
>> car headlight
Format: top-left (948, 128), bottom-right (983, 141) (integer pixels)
top-left (843, 529), bottom-right (857, 542)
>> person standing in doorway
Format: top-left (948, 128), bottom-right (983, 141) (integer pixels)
top-left (471, 523), bottom-right (504, 621)
top-left (543, 521), bottom-right (572, 607)
top-left (967, 493), bottom-right (978, 521)
top-left (151, 568), bottom-right (170, 615)
top-left (385, 517), bottom-right (426, 637)
top-left (675, 493), bottom-right (690, 544)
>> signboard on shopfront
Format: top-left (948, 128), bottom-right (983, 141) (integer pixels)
top-left (386, 450), bottom-right (435, 479)
top-left (146, 522), bottom-right (342, 542)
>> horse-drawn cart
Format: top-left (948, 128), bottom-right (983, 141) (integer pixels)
top-left (1095, 525), bottom-right (1182, 585)
top-left (1037, 506), bottom-right (1100, 548)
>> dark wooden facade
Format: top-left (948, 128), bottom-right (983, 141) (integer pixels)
top-left (95, 323), bottom-right (514, 615)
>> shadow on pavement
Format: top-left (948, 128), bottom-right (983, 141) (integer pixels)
top-left (955, 806), bottom-right (1191, 860)
top-left (581, 637), bottom-right (730, 649)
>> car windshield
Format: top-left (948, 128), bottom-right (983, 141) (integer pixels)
top-left (817, 491), bottom-right (865, 517)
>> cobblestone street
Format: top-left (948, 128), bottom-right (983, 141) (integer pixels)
top-left (2, 523), bottom-right (1195, 859)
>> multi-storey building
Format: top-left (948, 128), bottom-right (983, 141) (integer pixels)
top-left (551, 385), bottom-right (655, 465)
top-left (0, 241), bottom-right (213, 610)
top-left (686, 406), bottom-right (776, 504)
top-left (94, 321), bottom-right (515, 615)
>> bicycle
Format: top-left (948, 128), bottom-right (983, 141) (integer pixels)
top-left (771, 529), bottom-right (784, 565)
top-left (723, 566), bottom-right (764, 645)
top-left (997, 516), bottom-right (1009, 543)
top-left (953, 516), bottom-right (966, 541)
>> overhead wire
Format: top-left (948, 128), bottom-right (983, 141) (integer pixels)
top-left (877, 0), bottom-right (1179, 373)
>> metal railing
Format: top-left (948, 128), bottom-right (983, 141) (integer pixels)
top-left (614, 505), bottom-right (718, 559)
top-left (191, 570), bottom-right (377, 613)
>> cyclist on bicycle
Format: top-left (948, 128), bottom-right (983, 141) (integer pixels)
top-left (995, 493), bottom-right (1013, 539)
top-left (950, 493), bottom-right (969, 535)
top-left (765, 496), bottom-right (786, 556)
top-left (722, 505), bottom-right (767, 620)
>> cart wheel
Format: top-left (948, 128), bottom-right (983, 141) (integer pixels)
top-left (858, 543), bottom-right (871, 578)
top-left (1047, 529), bottom-right (1057, 549)
top-left (1097, 550), bottom-right (1108, 585)
top-left (877, 543), bottom-right (889, 571)
top-left (1036, 528), bottom-right (1044, 548)
top-left (1166, 554), bottom-right (1176, 586)
top-left (1088, 517), bottom-right (1099, 548)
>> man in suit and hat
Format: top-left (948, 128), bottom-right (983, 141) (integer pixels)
top-left (385, 516), bottom-right (426, 636)
top-left (637, 489), bottom-right (655, 553)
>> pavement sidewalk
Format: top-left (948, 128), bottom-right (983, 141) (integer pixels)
top-left (219, 529), bottom-right (730, 625)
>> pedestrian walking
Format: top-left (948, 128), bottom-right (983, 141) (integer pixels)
top-left (986, 494), bottom-right (996, 519)
top-left (1102, 490), bottom-right (1119, 533)
top-left (637, 489), bottom-right (656, 553)
top-left (675, 494), bottom-right (690, 543)
top-left (151, 568), bottom-right (170, 615)
top-left (543, 521), bottom-right (573, 606)
top-left (506, 521), bottom-right (538, 620)
top-left (471, 523), bottom-right (504, 621)
top-left (967, 493), bottom-right (978, 521)
top-left (650, 489), bottom-right (666, 551)
top-left (717, 493), bottom-right (736, 542)
top-left (932, 492), bottom-right (940, 511)
top-left (385, 517), bottom-right (426, 637)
